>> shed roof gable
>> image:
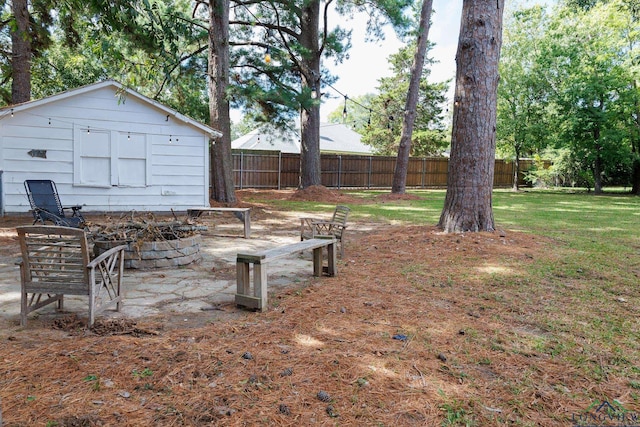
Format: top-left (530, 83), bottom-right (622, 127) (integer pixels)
top-left (0, 80), bottom-right (221, 138)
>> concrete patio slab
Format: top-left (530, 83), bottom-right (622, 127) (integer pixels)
top-left (0, 213), bottom-right (333, 330)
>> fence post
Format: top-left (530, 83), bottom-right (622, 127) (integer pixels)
top-left (368, 156), bottom-right (372, 189)
top-left (240, 152), bottom-right (244, 189)
top-left (278, 152), bottom-right (282, 190)
top-left (338, 155), bottom-right (342, 189)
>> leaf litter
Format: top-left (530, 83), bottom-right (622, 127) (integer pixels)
top-left (0, 187), bottom-right (637, 426)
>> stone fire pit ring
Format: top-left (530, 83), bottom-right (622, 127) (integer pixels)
top-left (94, 235), bottom-right (202, 269)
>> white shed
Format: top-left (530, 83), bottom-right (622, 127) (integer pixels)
top-left (0, 80), bottom-right (221, 215)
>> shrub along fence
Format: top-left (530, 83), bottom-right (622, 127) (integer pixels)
top-left (231, 150), bottom-right (535, 189)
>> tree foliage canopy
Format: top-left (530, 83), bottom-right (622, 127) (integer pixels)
top-left (498, 0), bottom-right (639, 192)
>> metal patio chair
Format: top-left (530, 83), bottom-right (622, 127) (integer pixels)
top-left (24, 180), bottom-right (85, 228)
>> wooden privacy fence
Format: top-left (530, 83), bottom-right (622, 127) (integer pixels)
top-left (232, 150), bottom-right (534, 189)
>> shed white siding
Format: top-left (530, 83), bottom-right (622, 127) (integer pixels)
top-left (0, 81), bottom-right (219, 214)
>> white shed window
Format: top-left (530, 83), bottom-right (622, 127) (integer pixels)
top-left (74, 127), bottom-right (151, 187)
top-left (118, 133), bottom-right (147, 186)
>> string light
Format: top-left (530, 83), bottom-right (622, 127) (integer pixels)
top-left (342, 95), bottom-right (348, 120)
top-left (264, 47), bottom-right (271, 64)
top-left (1, 110), bottom-right (188, 143)
top-left (310, 71), bottom-right (321, 99)
top-left (324, 81), bottom-right (388, 128)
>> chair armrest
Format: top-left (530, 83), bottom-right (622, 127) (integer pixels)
top-left (311, 220), bottom-right (346, 236)
top-left (311, 220), bottom-right (346, 227)
top-left (62, 205), bottom-right (83, 216)
top-left (300, 217), bottom-right (319, 225)
top-left (300, 217), bottom-right (321, 239)
top-left (300, 218), bottom-right (320, 230)
top-left (88, 244), bottom-right (127, 268)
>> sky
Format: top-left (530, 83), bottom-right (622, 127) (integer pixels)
top-left (319, 0), bottom-right (462, 121)
top-left (318, 0), bottom-right (557, 121)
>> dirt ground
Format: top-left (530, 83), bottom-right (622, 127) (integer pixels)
top-left (0, 188), bottom-right (618, 426)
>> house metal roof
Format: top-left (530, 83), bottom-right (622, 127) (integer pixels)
top-left (232, 123), bottom-right (373, 154)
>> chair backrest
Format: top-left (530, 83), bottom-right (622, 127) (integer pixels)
top-left (24, 180), bottom-right (65, 217)
top-left (17, 225), bottom-right (91, 295)
top-left (331, 205), bottom-right (350, 227)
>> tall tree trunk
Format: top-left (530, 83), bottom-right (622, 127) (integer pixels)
top-left (592, 100), bottom-right (603, 194)
top-left (11, 0), bottom-right (31, 104)
top-left (513, 148), bottom-right (520, 191)
top-left (632, 153), bottom-right (640, 195)
top-left (438, 0), bottom-right (505, 233)
top-left (298, 0), bottom-right (322, 189)
top-left (391, 0), bottom-right (433, 194)
top-left (632, 79), bottom-right (640, 195)
top-left (208, 0), bottom-right (236, 204)
top-left (593, 133), bottom-right (603, 194)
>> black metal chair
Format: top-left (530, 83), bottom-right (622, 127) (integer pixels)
top-left (24, 180), bottom-right (85, 228)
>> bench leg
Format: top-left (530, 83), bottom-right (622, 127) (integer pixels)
top-left (236, 261), bottom-right (251, 298)
top-left (243, 211), bottom-right (251, 238)
top-left (253, 263), bottom-right (267, 311)
top-left (313, 247), bottom-right (323, 276)
top-left (236, 261), bottom-right (268, 311)
top-left (327, 242), bottom-right (337, 276)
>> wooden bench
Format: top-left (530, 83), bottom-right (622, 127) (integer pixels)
top-left (187, 207), bottom-right (251, 238)
top-left (235, 237), bottom-right (337, 311)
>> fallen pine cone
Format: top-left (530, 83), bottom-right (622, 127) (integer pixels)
top-left (280, 368), bottom-right (293, 377)
top-left (278, 404), bottom-right (291, 415)
top-left (317, 390), bottom-right (331, 402)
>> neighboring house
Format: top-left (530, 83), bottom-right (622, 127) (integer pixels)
top-left (0, 80), bottom-right (221, 215)
top-left (232, 123), bottom-right (373, 155)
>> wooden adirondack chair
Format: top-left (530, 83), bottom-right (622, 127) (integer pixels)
top-left (17, 225), bottom-right (126, 327)
top-left (300, 205), bottom-right (350, 258)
